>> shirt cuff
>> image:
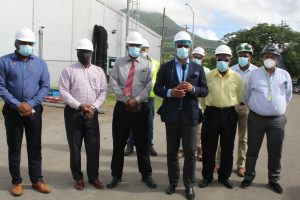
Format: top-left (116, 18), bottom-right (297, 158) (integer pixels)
top-left (167, 89), bottom-right (172, 97)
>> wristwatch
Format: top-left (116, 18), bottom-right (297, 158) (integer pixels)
top-left (91, 105), bottom-right (98, 112)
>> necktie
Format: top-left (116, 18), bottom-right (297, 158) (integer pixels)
top-left (124, 60), bottom-right (136, 96)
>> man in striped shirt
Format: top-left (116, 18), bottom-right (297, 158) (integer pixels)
top-left (59, 38), bottom-right (108, 190)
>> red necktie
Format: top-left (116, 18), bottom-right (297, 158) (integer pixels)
top-left (124, 60), bottom-right (136, 96)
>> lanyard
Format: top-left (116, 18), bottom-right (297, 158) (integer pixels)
top-left (264, 69), bottom-right (275, 101)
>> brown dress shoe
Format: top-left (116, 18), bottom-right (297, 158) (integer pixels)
top-left (11, 184), bottom-right (23, 196)
top-left (74, 180), bottom-right (85, 190)
top-left (89, 179), bottom-right (104, 189)
top-left (32, 181), bottom-right (51, 193)
top-left (236, 167), bottom-right (245, 177)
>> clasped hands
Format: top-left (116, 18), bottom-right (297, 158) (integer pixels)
top-left (79, 104), bottom-right (97, 119)
top-left (171, 82), bottom-right (193, 98)
top-left (17, 102), bottom-right (34, 117)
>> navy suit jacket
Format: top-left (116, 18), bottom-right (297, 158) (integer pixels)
top-left (154, 59), bottom-right (208, 126)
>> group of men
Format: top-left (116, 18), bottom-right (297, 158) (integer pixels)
top-left (0, 27), bottom-right (292, 200)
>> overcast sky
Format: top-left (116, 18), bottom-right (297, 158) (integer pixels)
top-left (104, 0), bottom-right (300, 40)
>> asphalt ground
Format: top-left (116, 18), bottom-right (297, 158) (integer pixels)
top-left (0, 95), bottom-right (299, 200)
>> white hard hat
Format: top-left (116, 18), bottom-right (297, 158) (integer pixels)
top-left (76, 38), bottom-right (93, 51)
top-left (15, 27), bottom-right (36, 43)
top-left (192, 47), bottom-right (205, 56)
top-left (142, 39), bottom-right (149, 48)
top-left (215, 45), bottom-right (232, 56)
top-left (126, 31), bottom-right (144, 45)
top-left (174, 31), bottom-right (192, 43)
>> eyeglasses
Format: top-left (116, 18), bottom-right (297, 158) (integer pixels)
top-left (128, 44), bottom-right (142, 48)
top-left (217, 58), bottom-right (230, 62)
top-left (176, 44), bottom-right (190, 48)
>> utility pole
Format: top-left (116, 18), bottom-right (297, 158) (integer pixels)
top-left (160, 7), bottom-right (166, 65)
top-left (125, 0), bottom-right (130, 55)
top-left (185, 3), bottom-right (194, 49)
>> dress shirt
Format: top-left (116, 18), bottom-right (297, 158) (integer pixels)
top-left (59, 63), bottom-right (108, 109)
top-left (110, 55), bottom-right (152, 103)
top-left (244, 67), bottom-right (292, 116)
top-left (230, 63), bottom-right (258, 84)
top-left (205, 68), bottom-right (244, 108)
top-left (0, 52), bottom-right (50, 109)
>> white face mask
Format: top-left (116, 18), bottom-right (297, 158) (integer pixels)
top-left (264, 58), bottom-right (276, 69)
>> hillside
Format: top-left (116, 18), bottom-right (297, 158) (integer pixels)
top-left (121, 9), bottom-right (222, 53)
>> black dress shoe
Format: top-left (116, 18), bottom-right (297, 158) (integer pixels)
top-left (142, 176), bottom-right (157, 188)
top-left (240, 179), bottom-right (252, 189)
top-left (268, 182), bottom-right (283, 194)
top-left (166, 183), bottom-right (177, 195)
top-left (106, 177), bottom-right (121, 188)
top-left (198, 179), bottom-right (212, 188)
top-left (149, 146), bottom-right (158, 156)
top-left (185, 187), bottom-right (195, 200)
top-left (218, 179), bottom-right (234, 189)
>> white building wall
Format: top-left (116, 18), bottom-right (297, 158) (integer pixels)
top-left (0, 0), bottom-right (161, 87)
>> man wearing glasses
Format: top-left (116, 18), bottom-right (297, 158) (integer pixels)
top-left (154, 31), bottom-right (208, 200)
top-left (199, 45), bottom-right (243, 189)
top-left (108, 31), bottom-right (157, 189)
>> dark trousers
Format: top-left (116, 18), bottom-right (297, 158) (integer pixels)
top-left (244, 111), bottom-right (286, 183)
top-left (127, 97), bottom-right (155, 148)
top-left (201, 107), bottom-right (238, 181)
top-left (64, 105), bottom-right (100, 181)
top-left (111, 101), bottom-right (152, 178)
top-left (165, 111), bottom-right (198, 188)
top-left (2, 103), bottom-right (43, 184)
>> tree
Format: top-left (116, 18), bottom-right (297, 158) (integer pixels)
top-left (223, 23), bottom-right (300, 77)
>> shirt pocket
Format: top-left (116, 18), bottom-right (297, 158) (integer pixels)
top-left (135, 68), bottom-right (148, 85)
top-left (89, 76), bottom-right (101, 91)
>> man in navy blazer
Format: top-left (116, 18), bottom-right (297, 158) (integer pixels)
top-left (154, 31), bottom-right (208, 200)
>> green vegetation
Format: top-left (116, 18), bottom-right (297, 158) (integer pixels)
top-left (223, 23), bottom-right (300, 77)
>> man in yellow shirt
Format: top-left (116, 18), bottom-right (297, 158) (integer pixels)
top-left (199, 45), bottom-right (243, 189)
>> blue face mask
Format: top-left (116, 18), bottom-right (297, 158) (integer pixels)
top-left (216, 61), bottom-right (229, 72)
top-left (192, 58), bottom-right (201, 65)
top-left (176, 47), bottom-right (189, 59)
top-left (18, 45), bottom-right (33, 56)
top-left (128, 47), bottom-right (141, 58)
top-left (238, 57), bottom-right (249, 67)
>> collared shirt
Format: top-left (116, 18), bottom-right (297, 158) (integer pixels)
top-left (205, 68), bottom-right (244, 107)
top-left (0, 52), bottom-right (50, 109)
top-left (58, 63), bottom-right (108, 109)
top-left (203, 66), bottom-right (211, 75)
top-left (110, 55), bottom-right (152, 103)
top-left (230, 63), bottom-right (258, 84)
top-left (230, 63), bottom-right (258, 102)
top-left (244, 67), bottom-right (292, 116)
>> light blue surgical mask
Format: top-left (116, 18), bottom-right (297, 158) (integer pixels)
top-left (18, 45), bottom-right (33, 56)
top-left (238, 57), bottom-right (249, 67)
top-left (176, 47), bottom-right (189, 59)
top-left (216, 61), bottom-right (229, 72)
top-left (192, 58), bottom-right (201, 65)
top-left (140, 52), bottom-right (148, 59)
top-left (128, 47), bottom-right (141, 58)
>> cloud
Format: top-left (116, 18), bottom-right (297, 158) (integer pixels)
top-left (102, 0), bottom-right (300, 35)
top-left (194, 28), bottom-right (219, 40)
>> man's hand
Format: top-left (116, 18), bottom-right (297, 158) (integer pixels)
top-left (125, 98), bottom-right (139, 112)
top-left (180, 82), bottom-right (194, 93)
top-left (171, 85), bottom-right (186, 98)
top-left (79, 104), bottom-right (95, 119)
top-left (17, 102), bottom-right (33, 117)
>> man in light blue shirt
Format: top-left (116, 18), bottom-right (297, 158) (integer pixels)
top-left (241, 43), bottom-right (292, 194)
top-left (0, 27), bottom-right (50, 196)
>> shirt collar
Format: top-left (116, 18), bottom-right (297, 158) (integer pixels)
top-left (127, 55), bottom-right (140, 63)
top-left (175, 57), bottom-right (190, 65)
top-left (213, 68), bottom-right (232, 77)
top-left (263, 66), bottom-right (277, 75)
top-left (12, 51), bottom-right (35, 61)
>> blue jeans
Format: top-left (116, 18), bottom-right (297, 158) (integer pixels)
top-left (127, 97), bottom-right (154, 148)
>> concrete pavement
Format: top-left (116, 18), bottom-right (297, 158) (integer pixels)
top-left (0, 95), bottom-right (299, 200)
